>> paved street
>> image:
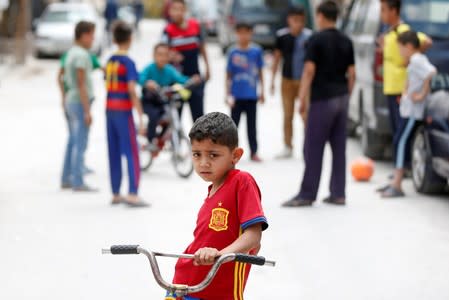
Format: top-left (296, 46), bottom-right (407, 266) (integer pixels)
top-left (1, 20), bottom-right (449, 300)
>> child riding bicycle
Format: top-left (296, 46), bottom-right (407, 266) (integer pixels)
top-left (139, 43), bottom-right (200, 151)
top-left (166, 112), bottom-right (269, 300)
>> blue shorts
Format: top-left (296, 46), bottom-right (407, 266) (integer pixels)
top-left (165, 292), bottom-right (200, 300)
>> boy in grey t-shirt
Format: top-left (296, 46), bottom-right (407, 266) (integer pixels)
top-left (379, 31), bottom-right (436, 198)
top-left (61, 21), bottom-right (97, 192)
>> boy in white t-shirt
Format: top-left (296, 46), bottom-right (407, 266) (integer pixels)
top-left (379, 30), bottom-right (436, 198)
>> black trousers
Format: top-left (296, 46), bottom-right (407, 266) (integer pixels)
top-left (231, 99), bottom-right (258, 155)
top-left (143, 102), bottom-right (164, 142)
top-left (179, 82), bottom-right (205, 122)
top-left (298, 94), bottom-right (349, 200)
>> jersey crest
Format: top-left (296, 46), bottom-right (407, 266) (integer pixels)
top-left (209, 207), bottom-right (229, 232)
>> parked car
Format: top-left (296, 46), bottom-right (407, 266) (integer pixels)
top-left (188, 0), bottom-right (219, 36)
top-left (341, 0), bottom-right (449, 159)
top-left (33, 3), bottom-right (106, 57)
top-left (217, 0), bottom-right (313, 54)
top-left (412, 91), bottom-right (449, 194)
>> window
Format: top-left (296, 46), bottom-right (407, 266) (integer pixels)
top-left (402, 0), bottom-right (449, 38)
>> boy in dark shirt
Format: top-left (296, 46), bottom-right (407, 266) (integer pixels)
top-left (282, 1), bottom-right (356, 207)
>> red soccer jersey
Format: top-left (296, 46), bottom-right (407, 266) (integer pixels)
top-left (173, 169), bottom-right (268, 300)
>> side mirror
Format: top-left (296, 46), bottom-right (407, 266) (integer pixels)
top-left (32, 18), bottom-right (40, 32)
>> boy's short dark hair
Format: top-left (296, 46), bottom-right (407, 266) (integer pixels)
top-left (154, 42), bottom-right (170, 53)
top-left (171, 0), bottom-right (186, 5)
top-left (398, 30), bottom-right (420, 49)
top-left (235, 22), bottom-right (253, 31)
top-left (75, 21), bottom-right (95, 40)
top-left (189, 112), bottom-right (239, 149)
top-left (112, 21), bottom-right (133, 44)
top-left (287, 5), bottom-right (306, 17)
top-left (317, 1), bottom-right (339, 22)
top-left (381, 0), bottom-right (401, 14)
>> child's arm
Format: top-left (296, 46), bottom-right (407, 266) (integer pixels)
top-left (128, 81), bottom-right (145, 134)
top-left (270, 50), bottom-right (281, 95)
top-left (76, 68), bottom-right (92, 126)
top-left (57, 67), bottom-right (66, 116)
top-left (225, 71), bottom-right (234, 107)
top-left (200, 43), bottom-right (211, 81)
top-left (258, 68), bottom-right (265, 104)
top-left (411, 72), bottom-right (436, 102)
top-left (193, 224), bottom-right (262, 266)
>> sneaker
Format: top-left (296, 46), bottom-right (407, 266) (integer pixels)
top-left (250, 154), bottom-right (263, 162)
top-left (144, 142), bottom-right (159, 152)
top-left (124, 199), bottom-right (150, 208)
top-left (61, 183), bottom-right (72, 190)
top-left (73, 185), bottom-right (98, 192)
top-left (83, 166), bottom-right (95, 175)
top-left (275, 147), bottom-right (293, 159)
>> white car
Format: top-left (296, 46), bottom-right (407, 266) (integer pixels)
top-left (34, 3), bottom-right (106, 57)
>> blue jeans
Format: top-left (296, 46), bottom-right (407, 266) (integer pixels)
top-left (61, 102), bottom-right (88, 188)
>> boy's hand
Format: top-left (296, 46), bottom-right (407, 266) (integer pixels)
top-left (84, 111), bottom-right (92, 126)
top-left (194, 247), bottom-right (220, 266)
top-left (259, 94), bottom-right (265, 104)
top-left (269, 81), bottom-right (275, 96)
top-left (411, 92), bottom-right (423, 102)
top-left (138, 122), bottom-right (146, 136)
top-left (190, 74), bottom-right (201, 85)
top-left (225, 95), bottom-right (235, 108)
top-left (146, 80), bottom-right (159, 91)
top-left (299, 98), bottom-right (307, 115)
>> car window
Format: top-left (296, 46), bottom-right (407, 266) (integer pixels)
top-left (42, 9), bottom-right (95, 23)
top-left (344, 0), bottom-right (362, 35)
top-left (402, 0), bottom-right (449, 38)
top-left (235, 0), bottom-right (290, 10)
top-left (363, 0), bottom-right (381, 35)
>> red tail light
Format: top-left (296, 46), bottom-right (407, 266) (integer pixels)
top-left (374, 48), bottom-right (383, 83)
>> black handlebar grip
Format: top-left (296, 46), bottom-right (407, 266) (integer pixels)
top-left (234, 254), bottom-right (266, 266)
top-left (110, 245), bottom-right (139, 255)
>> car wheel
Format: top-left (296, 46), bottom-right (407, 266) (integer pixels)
top-left (411, 126), bottom-right (446, 194)
top-left (361, 115), bottom-right (386, 160)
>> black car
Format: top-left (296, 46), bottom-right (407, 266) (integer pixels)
top-left (412, 91), bottom-right (449, 194)
top-left (217, 0), bottom-right (313, 53)
top-left (341, 0), bottom-right (449, 159)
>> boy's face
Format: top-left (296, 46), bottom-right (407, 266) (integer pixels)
top-left (398, 43), bottom-right (414, 60)
top-left (170, 2), bottom-right (186, 24)
top-left (154, 46), bottom-right (170, 67)
top-left (236, 28), bottom-right (252, 46)
top-left (380, 3), bottom-right (399, 25)
top-left (81, 29), bottom-right (95, 49)
top-left (287, 14), bottom-right (305, 34)
top-left (191, 139), bottom-right (243, 185)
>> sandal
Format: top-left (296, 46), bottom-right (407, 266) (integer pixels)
top-left (381, 186), bottom-right (405, 198)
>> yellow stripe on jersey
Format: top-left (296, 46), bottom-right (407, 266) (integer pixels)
top-left (240, 262), bottom-right (246, 300)
top-left (234, 262), bottom-right (240, 300)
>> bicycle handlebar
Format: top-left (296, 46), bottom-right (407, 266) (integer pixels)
top-left (102, 245), bottom-right (275, 297)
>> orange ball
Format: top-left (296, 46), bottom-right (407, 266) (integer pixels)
top-left (351, 157), bottom-right (374, 182)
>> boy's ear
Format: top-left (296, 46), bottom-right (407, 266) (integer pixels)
top-left (232, 147), bottom-right (244, 164)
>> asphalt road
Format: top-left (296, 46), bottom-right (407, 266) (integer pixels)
top-left (0, 20), bottom-right (448, 300)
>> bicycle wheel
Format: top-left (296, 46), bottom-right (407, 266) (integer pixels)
top-left (137, 135), bottom-right (153, 171)
top-left (171, 130), bottom-right (193, 178)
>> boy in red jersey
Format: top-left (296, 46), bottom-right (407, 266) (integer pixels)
top-left (105, 21), bottom-right (148, 207)
top-left (166, 112), bottom-right (268, 300)
top-left (161, 0), bottom-right (210, 122)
